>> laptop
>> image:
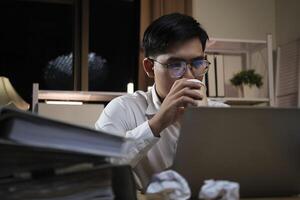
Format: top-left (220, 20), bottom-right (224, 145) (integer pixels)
top-left (172, 107), bottom-right (300, 198)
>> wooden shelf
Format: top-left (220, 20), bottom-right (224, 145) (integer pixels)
top-left (204, 35), bottom-right (274, 106)
top-left (37, 90), bottom-right (127, 102)
top-left (206, 38), bottom-right (267, 54)
top-left (209, 97), bottom-right (270, 106)
top-left (32, 83), bottom-right (127, 112)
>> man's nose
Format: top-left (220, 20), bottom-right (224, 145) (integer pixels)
top-left (182, 64), bottom-right (195, 79)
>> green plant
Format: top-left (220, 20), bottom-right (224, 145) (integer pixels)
top-left (230, 69), bottom-right (263, 88)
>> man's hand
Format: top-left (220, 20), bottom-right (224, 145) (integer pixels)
top-left (149, 78), bottom-right (203, 137)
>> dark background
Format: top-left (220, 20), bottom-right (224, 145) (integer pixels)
top-left (0, 0), bottom-right (140, 103)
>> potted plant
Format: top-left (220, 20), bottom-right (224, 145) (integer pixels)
top-left (230, 69), bottom-right (263, 98)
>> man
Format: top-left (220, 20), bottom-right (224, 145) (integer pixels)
top-left (95, 13), bottom-right (227, 188)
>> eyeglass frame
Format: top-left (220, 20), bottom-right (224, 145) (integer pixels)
top-left (148, 57), bottom-right (211, 78)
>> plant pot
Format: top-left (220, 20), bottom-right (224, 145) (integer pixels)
top-left (238, 84), bottom-right (259, 98)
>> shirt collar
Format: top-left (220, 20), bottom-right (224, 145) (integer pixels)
top-left (145, 84), bottom-right (161, 116)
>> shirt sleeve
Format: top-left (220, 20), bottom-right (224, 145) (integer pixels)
top-left (95, 97), bottom-right (159, 167)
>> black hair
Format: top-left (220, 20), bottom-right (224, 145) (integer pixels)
top-left (142, 13), bottom-right (209, 58)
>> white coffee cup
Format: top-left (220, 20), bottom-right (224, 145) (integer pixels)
top-left (187, 79), bottom-right (208, 107)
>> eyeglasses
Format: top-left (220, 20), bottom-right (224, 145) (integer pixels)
top-left (149, 58), bottom-right (210, 79)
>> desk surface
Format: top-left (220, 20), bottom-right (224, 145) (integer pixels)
top-left (243, 198), bottom-right (300, 200)
top-left (137, 191), bottom-right (300, 200)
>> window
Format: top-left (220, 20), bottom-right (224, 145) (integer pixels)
top-left (89, 0), bottom-right (140, 91)
top-left (0, 0), bottom-right (140, 104)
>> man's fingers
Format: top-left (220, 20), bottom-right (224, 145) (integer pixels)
top-left (173, 87), bottom-right (203, 100)
top-left (170, 78), bottom-right (201, 93)
top-left (175, 96), bottom-right (198, 107)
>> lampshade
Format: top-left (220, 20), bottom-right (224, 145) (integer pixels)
top-left (0, 76), bottom-right (30, 110)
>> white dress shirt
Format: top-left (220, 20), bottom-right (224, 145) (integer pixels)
top-left (95, 85), bottom-right (228, 188)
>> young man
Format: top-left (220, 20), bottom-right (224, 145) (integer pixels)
top-left (95, 13), bottom-right (227, 188)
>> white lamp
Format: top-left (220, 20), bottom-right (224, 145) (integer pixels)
top-left (0, 76), bottom-right (30, 110)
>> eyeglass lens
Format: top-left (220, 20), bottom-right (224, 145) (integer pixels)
top-left (168, 60), bottom-right (209, 78)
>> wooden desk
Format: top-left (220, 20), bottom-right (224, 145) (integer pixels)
top-left (244, 198), bottom-right (300, 200)
top-left (137, 191), bottom-right (300, 200)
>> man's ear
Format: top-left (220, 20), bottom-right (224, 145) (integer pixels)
top-left (143, 58), bottom-right (155, 78)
